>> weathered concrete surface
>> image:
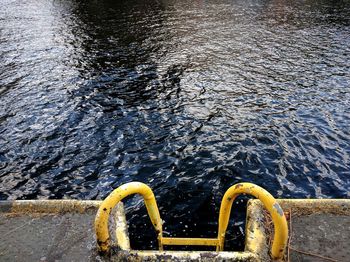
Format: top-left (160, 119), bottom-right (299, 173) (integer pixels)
top-left (2, 199), bottom-right (349, 261)
top-left (245, 200), bottom-right (270, 262)
top-left (289, 213), bottom-right (350, 262)
top-left (0, 212), bottom-right (98, 261)
top-left (115, 250), bottom-right (258, 262)
top-left (0, 200), bottom-right (127, 262)
top-left (0, 209), bottom-right (102, 262)
top-left (248, 199), bottom-right (350, 262)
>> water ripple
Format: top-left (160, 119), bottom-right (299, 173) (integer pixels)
top-left (1, 0), bottom-right (350, 250)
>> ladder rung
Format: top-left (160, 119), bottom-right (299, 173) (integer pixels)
top-left (161, 237), bottom-right (219, 246)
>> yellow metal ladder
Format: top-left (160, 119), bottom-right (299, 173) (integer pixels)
top-left (94, 182), bottom-right (288, 260)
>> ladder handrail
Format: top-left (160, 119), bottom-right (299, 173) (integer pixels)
top-left (94, 182), bottom-right (288, 260)
top-left (94, 182), bottom-right (163, 252)
top-left (217, 183), bottom-right (288, 259)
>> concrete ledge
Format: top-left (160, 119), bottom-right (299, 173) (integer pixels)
top-left (0, 200), bottom-right (129, 261)
top-left (0, 200), bottom-right (101, 214)
top-left (246, 199), bottom-right (350, 262)
top-left (1, 199), bottom-right (349, 261)
top-left (112, 251), bottom-right (258, 262)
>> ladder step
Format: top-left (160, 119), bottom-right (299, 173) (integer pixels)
top-left (161, 237), bottom-right (219, 246)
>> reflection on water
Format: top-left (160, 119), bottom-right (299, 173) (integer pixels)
top-left (1, 0), bottom-right (350, 250)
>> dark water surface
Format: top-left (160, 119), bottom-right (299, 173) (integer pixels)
top-left (1, 0), bottom-right (350, 250)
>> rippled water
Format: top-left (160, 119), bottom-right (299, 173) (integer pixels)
top-left (1, 0), bottom-right (350, 250)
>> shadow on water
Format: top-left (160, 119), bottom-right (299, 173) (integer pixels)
top-left (1, 0), bottom-right (350, 251)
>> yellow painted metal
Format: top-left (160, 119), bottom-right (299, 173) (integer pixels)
top-left (161, 237), bottom-right (218, 246)
top-left (217, 183), bottom-right (288, 260)
top-left (95, 181), bottom-right (287, 260)
top-left (94, 182), bottom-right (162, 252)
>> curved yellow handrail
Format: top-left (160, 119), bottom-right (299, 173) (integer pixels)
top-left (94, 182), bottom-right (162, 252)
top-left (95, 181), bottom-right (288, 260)
top-left (217, 183), bottom-right (288, 260)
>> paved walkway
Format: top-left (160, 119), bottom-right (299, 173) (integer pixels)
top-left (290, 213), bottom-right (350, 262)
top-left (0, 212), bottom-right (98, 262)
